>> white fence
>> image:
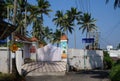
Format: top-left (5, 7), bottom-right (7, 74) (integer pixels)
top-left (0, 47), bottom-right (10, 73)
top-left (68, 49), bottom-right (103, 70)
top-left (0, 47), bottom-right (104, 73)
top-left (108, 50), bottom-right (120, 58)
top-left (0, 47), bottom-right (23, 74)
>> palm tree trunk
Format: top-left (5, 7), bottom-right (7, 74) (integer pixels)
top-left (12, 54), bottom-right (19, 76)
top-left (24, 0), bottom-right (27, 35)
top-left (12, 0), bottom-right (20, 77)
top-left (86, 32), bottom-right (88, 38)
top-left (13, 0), bottom-right (17, 23)
top-left (12, 0), bottom-right (17, 41)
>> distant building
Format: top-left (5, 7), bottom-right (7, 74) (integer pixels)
top-left (107, 45), bottom-right (120, 61)
top-left (107, 45), bottom-right (113, 51)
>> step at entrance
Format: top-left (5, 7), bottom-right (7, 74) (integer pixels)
top-left (22, 61), bottom-right (66, 76)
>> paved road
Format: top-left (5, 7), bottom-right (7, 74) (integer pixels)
top-left (25, 70), bottom-right (110, 81)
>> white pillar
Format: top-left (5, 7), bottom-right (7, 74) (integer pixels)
top-left (30, 42), bottom-right (37, 61)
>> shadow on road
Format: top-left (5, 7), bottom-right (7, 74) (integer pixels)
top-left (26, 70), bottom-right (110, 81)
top-left (71, 70), bottom-right (109, 79)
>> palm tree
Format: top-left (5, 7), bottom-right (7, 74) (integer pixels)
top-left (4, 0), bottom-right (29, 76)
top-left (37, 0), bottom-right (52, 20)
top-left (78, 13), bottom-right (97, 49)
top-left (29, 0), bottom-right (52, 41)
top-left (8, 0), bottom-right (20, 77)
top-left (35, 26), bottom-right (53, 43)
top-left (16, 0), bottom-right (28, 35)
top-left (106, 0), bottom-right (120, 9)
top-left (0, 0), bottom-right (7, 20)
top-left (5, 0), bottom-right (28, 35)
top-left (66, 7), bottom-right (82, 48)
top-left (52, 10), bottom-right (64, 28)
top-left (78, 13), bottom-right (97, 38)
top-left (0, 0), bottom-right (18, 76)
top-left (60, 14), bottom-right (74, 35)
top-left (32, 17), bottom-right (44, 40)
top-left (66, 7), bottom-right (81, 23)
top-left (51, 29), bottom-right (62, 46)
top-left (43, 26), bottom-right (53, 42)
top-left (53, 10), bottom-right (74, 35)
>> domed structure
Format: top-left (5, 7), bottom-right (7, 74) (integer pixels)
top-left (60, 34), bottom-right (68, 40)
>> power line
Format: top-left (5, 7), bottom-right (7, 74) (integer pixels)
top-left (85, 0), bottom-right (89, 13)
top-left (75, 0), bottom-right (79, 9)
top-left (78, 0), bottom-right (85, 12)
top-left (99, 21), bottom-right (120, 48)
top-left (100, 37), bottom-right (111, 45)
top-left (88, 0), bottom-right (91, 13)
top-left (105, 20), bottom-right (120, 39)
top-left (77, 0), bottom-right (91, 13)
top-left (86, 0), bottom-right (91, 13)
top-left (100, 37), bottom-right (112, 47)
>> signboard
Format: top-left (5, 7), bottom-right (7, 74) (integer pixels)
top-left (0, 39), bottom-right (7, 44)
top-left (60, 40), bottom-right (67, 60)
top-left (82, 38), bottom-right (94, 43)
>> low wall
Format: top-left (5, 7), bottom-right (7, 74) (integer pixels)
top-left (68, 49), bottom-right (103, 70)
top-left (0, 47), bottom-right (23, 74)
top-left (108, 50), bottom-right (120, 58)
top-left (0, 47), bottom-right (10, 73)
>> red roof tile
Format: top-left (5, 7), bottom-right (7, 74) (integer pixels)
top-left (31, 37), bottom-right (38, 42)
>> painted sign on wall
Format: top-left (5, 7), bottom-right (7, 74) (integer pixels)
top-left (60, 40), bottom-right (67, 55)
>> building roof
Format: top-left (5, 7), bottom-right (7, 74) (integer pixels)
top-left (0, 20), bottom-right (17, 40)
top-left (31, 37), bottom-right (38, 42)
top-left (15, 34), bottom-right (32, 42)
top-left (0, 19), bottom-right (38, 43)
top-left (15, 34), bottom-right (38, 43)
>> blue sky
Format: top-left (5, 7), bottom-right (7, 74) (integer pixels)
top-left (28, 0), bottom-right (120, 49)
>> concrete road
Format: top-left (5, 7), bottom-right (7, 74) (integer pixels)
top-left (25, 70), bottom-right (110, 81)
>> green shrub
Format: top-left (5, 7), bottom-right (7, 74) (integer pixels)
top-left (0, 73), bottom-right (15, 81)
top-left (114, 59), bottom-right (120, 66)
top-left (103, 51), bottom-right (113, 69)
top-left (110, 64), bottom-right (120, 81)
